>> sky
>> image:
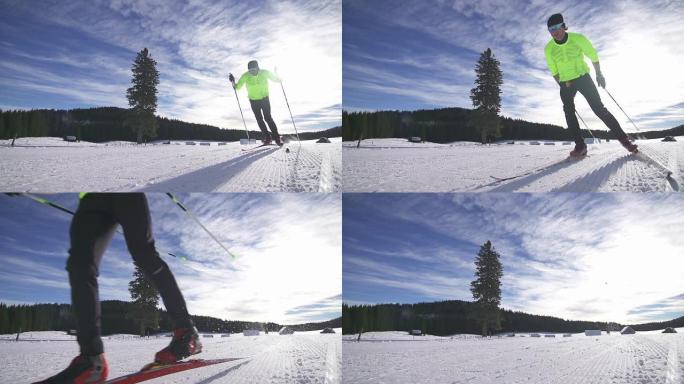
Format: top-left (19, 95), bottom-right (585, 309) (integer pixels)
top-left (343, 0), bottom-right (684, 131)
top-left (0, 193), bottom-right (341, 324)
top-left (0, 0), bottom-right (341, 132)
top-left (343, 193), bottom-right (684, 325)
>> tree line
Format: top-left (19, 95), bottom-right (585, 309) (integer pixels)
top-left (0, 301), bottom-right (340, 336)
top-left (0, 107), bottom-right (340, 143)
top-left (342, 300), bottom-right (678, 336)
top-left (342, 108), bottom-right (684, 143)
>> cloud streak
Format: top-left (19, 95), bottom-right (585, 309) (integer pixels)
top-left (0, 0), bottom-right (341, 131)
top-left (0, 193), bottom-right (341, 324)
top-left (343, 193), bottom-right (684, 324)
top-left (343, 0), bottom-right (684, 131)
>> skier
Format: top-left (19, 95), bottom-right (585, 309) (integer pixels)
top-left (35, 193), bottom-right (202, 384)
top-left (229, 60), bottom-right (283, 146)
top-left (544, 13), bottom-right (638, 157)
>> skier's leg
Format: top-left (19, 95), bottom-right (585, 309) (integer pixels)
top-left (249, 99), bottom-right (271, 142)
top-left (576, 74), bottom-right (628, 139)
top-left (67, 194), bottom-right (117, 357)
top-left (560, 82), bottom-right (582, 146)
top-left (112, 193), bottom-right (192, 329)
top-left (261, 96), bottom-right (280, 143)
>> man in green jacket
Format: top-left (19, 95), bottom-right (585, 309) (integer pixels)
top-left (229, 60), bottom-right (283, 146)
top-left (544, 13), bottom-right (637, 157)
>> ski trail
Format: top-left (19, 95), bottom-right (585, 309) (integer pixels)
top-left (665, 340), bottom-right (679, 384)
top-left (318, 149), bottom-right (334, 193)
top-left (324, 335), bottom-right (341, 384)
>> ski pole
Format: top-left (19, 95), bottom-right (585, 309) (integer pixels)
top-left (575, 111), bottom-right (597, 141)
top-left (603, 88), bottom-right (641, 132)
top-left (4, 193), bottom-right (189, 261)
top-left (165, 193), bottom-right (237, 260)
top-left (280, 81), bottom-right (301, 142)
top-left (230, 73), bottom-right (250, 142)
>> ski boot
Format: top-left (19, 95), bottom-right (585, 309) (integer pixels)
top-left (154, 327), bottom-right (203, 364)
top-left (618, 136), bottom-right (638, 153)
top-left (33, 354), bottom-right (108, 384)
top-left (262, 138), bottom-right (272, 146)
top-left (569, 142), bottom-right (587, 158)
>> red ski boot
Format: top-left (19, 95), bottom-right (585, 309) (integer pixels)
top-left (154, 327), bottom-right (203, 364)
top-left (33, 354), bottom-right (108, 384)
top-left (618, 136), bottom-right (638, 153)
top-left (569, 142), bottom-right (587, 157)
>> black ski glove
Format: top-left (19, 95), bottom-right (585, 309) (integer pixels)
top-left (596, 72), bottom-right (606, 88)
top-left (228, 73), bottom-right (235, 83)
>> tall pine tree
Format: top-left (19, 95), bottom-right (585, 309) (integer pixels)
top-left (470, 48), bottom-right (503, 144)
top-left (126, 48), bottom-right (159, 143)
top-left (128, 265), bottom-right (160, 336)
top-left (470, 240), bottom-right (503, 336)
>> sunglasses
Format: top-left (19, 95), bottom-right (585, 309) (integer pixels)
top-left (548, 22), bottom-right (564, 32)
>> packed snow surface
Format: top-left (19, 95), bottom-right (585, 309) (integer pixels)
top-left (0, 330), bottom-right (341, 383)
top-left (342, 138), bottom-right (684, 192)
top-left (0, 138), bottom-right (341, 192)
top-left (343, 330), bottom-right (683, 384)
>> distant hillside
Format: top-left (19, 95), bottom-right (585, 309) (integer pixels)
top-left (342, 107), bottom-right (684, 143)
top-left (343, 300), bottom-right (680, 336)
top-left (0, 107), bottom-right (340, 142)
top-left (0, 301), bottom-right (339, 336)
top-left (631, 315), bottom-right (684, 331)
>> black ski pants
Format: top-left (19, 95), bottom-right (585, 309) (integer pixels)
top-left (559, 73), bottom-right (627, 146)
top-left (67, 193), bottom-right (192, 356)
top-left (249, 96), bottom-right (279, 142)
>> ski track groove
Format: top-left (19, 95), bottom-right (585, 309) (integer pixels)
top-left (343, 333), bottom-right (684, 384)
top-left (342, 140), bottom-right (683, 192)
top-left (2, 333), bottom-right (342, 383)
top-left (1, 141), bottom-right (341, 192)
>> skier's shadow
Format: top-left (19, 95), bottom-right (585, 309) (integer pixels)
top-left (139, 147), bottom-right (278, 192)
top-left (490, 155), bottom-right (628, 192)
top-left (196, 359), bottom-right (252, 384)
top-left (552, 156), bottom-right (635, 192)
top-left (487, 158), bottom-right (579, 192)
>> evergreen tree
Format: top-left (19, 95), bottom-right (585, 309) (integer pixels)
top-left (126, 47), bottom-right (159, 143)
top-left (470, 240), bottom-right (503, 336)
top-left (128, 265), bottom-right (160, 336)
top-left (470, 48), bottom-right (503, 144)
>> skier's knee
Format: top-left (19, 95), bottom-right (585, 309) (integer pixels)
top-left (134, 257), bottom-right (167, 277)
top-left (66, 258), bottom-right (99, 279)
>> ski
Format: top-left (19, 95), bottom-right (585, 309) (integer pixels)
top-left (241, 143), bottom-right (281, 152)
top-left (104, 358), bottom-right (246, 384)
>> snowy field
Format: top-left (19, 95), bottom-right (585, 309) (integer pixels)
top-left (342, 138), bottom-right (684, 192)
top-left (0, 330), bottom-right (341, 383)
top-left (343, 329), bottom-right (683, 384)
top-left (0, 138), bottom-right (341, 192)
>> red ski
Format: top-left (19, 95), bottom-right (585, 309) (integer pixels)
top-left (105, 358), bottom-right (246, 384)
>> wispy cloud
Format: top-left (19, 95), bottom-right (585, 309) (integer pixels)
top-left (343, 193), bottom-right (684, 324)
top-left (0, 0), bottom-right (341, 131)
top-left (344, 0), bottom-right (684, 130)
top-left (0, 193), bottom-right (341, 324)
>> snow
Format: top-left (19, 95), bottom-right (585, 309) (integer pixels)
top-left (0, 138), bottom-right (341, 192)
top-left (343, 329), bottom-right (684, 384)
top-left (0, 329), bottom-right (341, 383)
top-left (343, 137), bottom-right (684, 192)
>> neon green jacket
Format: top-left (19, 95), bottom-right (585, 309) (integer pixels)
top-left (544, 32), bottom-right (599, 82)
top-left (235, 69), bottom-right (281, 100)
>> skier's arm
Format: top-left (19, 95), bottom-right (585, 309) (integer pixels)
top-left (264, 69), bottom-right (282, 83)
top-left (544, 45), bottom-right (559, 85)
top-left (235, 73), bottom-right (247, 90)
